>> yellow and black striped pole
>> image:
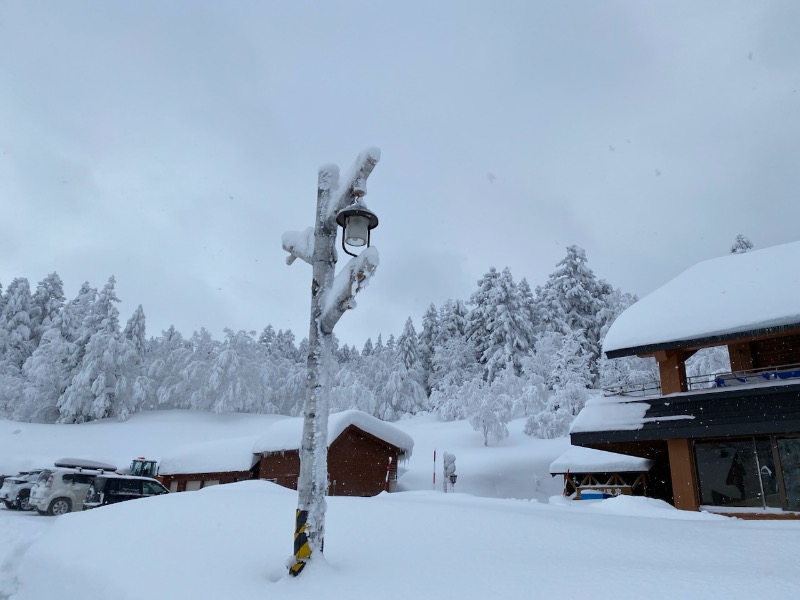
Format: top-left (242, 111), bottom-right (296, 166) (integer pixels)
top-left (289, 509), bottom-right (311, 576)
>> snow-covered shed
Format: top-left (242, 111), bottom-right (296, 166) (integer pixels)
top-left (158, 411), bottom-right (414, 496)
top-left (253, 410), bottom-right (414, 496)
top-left (549, 446), bottom-right (654, 500)
top-left (572, 241), bottom-right (800, 517)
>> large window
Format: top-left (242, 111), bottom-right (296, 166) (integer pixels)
top-left (695, 437), bottom-right (799, 511)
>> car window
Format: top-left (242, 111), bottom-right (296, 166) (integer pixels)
top-left (74, 474), bottom-right (95, 485)
top-left (116, 479), bottom-right (142, 495)
top-left (61, 474), bottom-right (74, 484)
top-left (142, 481), bottom-right (166, 495)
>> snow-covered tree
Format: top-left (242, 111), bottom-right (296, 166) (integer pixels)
top-left (467, 267), bottom-right (535, 382)
top-left (535, 246), bottom-right (611, 384)
top-left (0, 277), bottom-right (34, 373)
top-left (730, 234), bottom-right (754, 254)
top-left (57, 277), bottom-right (139, 422)
top-left (463, 378), bottom-right (512, 446)
top-left (29, 272), bottom-right (65, 346)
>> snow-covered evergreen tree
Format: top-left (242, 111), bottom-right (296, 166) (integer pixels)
top-left (29, 272), bottom-right (65, 346)
top-left (0, 277), bottom-right (34, 374)
top-left (535, 246), bottom-right (611, 384)
top-left (418, 304), bottom-right (439, 393)
top-left (467, 267), bottom-right (534, 382)
top-left (730, 234), bottom-right (754, 254)
top-left (57, 277), bottom-right (139, 422)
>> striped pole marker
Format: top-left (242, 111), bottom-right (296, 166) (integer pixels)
top-left (289, 509), bottom-right (311, 577)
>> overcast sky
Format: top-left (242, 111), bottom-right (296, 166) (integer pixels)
top-left (1, 1), bottom-right (799, 347)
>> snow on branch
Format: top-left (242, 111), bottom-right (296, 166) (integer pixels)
top-left (319, 247), bottom-right (379, 335)
top-left (325, 148), bottom-right (381, 221)
top-left (282, 227), bottom-right (315, 265)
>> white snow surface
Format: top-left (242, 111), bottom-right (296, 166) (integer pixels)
top-left (158, 435), bottom-right (263, 475)
top-left (549, 446), bottom-right (654, 474)
top-left (570, 393), bottom-right (651, 433)
top-left (252, 409), bottom-right (414, 457)
top-left (603, 240), bottom-right (800, 354)
top-left (2, 411), bottom-right (800, 600)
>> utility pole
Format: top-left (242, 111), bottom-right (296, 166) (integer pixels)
top-left (282, 148), bottom-right (381, 576)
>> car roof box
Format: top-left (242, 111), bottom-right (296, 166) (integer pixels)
top-left (54, 458), bottom-right (117, 471)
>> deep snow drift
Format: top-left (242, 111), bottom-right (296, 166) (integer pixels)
top-left (2, 410), bottom-right (799, 600)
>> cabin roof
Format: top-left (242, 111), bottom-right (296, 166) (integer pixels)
top-left (252, 410), bottom-right (414, 457)
top-left (549, 446), bottom-right (654, 475)
top-left (159, 410), bottom-right (414, 475)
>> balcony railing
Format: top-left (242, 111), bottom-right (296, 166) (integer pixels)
top-left (604, 363), bottom-right (800, 398)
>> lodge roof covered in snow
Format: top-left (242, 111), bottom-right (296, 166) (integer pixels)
top-left (602, 241), bottom-right (800, 358)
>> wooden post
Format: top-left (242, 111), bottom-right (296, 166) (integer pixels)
top-left (285, 150), bottom-right (380, 576)
top-left (728, 341), bottom-right (754, 373)
top-left (655, 350), bottom-right (689, 394)
top-left (667, 438), bottom-right (699, 511)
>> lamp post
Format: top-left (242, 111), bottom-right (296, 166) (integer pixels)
top-left (282, 148), bottom-right (381, 576)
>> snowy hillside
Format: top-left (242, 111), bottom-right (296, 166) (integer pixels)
top-left (2, 411), bottom-right (800, 600)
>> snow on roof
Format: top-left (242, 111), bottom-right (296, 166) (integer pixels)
top-left (158, 436), bottom-right (261, 476)
top-left (603, 241), bottom-right (800, 355)
top-left (159, 411), bottom-right (414, 475)
top-left (252, 410), bottom-right (414, 457)
top-left (549, 446), bottom-right (654, 474)
top-left (570, 394), bottom-right (651, 434)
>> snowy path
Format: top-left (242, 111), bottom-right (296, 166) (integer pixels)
top-left (0, 509), bottom-right (52, 600)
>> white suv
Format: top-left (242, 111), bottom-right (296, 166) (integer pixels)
top-left (31, 460), bottom-right (116, 516)
top-left (0, 470), bottom-right (51, 511)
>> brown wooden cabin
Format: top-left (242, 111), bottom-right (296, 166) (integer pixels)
top-left (158, 411), bottom-right (413, 497)
top-left (571, 242), bottom-right (800, 518)
top-left (255, 423), bottom-right (407, 496)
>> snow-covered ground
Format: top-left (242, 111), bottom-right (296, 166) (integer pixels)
top-left (2, 410), bottom-right (799, 599)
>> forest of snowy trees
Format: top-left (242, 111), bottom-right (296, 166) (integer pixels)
top-left (0, 245), bottom-right (732, 441)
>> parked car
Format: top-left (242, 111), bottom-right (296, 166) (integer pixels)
top-left (30, 460), bottom-right (116, 516)
top-left (83, 474), bottom-right (168, 510)
top-left (0, 470), bottom-right (52, 510)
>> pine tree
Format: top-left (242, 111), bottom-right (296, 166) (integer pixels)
top-left (730, 234), bottom-right (754, 254)
top-left (535, 246), bottom-right (611, 385)
top-left (467, 267), bottom-right (534, 382)
top-left (418, 304), bottom-right (439, 393)
top-left (30, 272), bottom-right (65, 346)
top-left (57, 277), bottom-right (138, 422)
top-left (0, 277), bottom-right (34, 374)
top-left (396, 317), bottom-right (420, 372)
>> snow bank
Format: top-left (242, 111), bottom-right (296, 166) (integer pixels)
top-left (13, 481), bottom-right (800, 600)
top-left (603, 241), bottom-right (800, 354)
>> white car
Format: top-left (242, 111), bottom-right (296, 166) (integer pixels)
top-left (0, 470), bottom-right (52, 511)
top-left (30, 459), bottom-right (117, 516)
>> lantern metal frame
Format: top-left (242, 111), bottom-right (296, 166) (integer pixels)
top-left (335, 204), bottom-right (379, 257)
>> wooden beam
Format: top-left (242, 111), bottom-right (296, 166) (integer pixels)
top-left (656, 350), bottom-right (689, 394)
top-left (667, 438), bottom-right (699, 511)
top-left (728, 341), bottom-right (754, 373)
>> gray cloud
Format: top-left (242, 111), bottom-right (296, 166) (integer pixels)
top-left (1, 1), bottom-right (798, 347)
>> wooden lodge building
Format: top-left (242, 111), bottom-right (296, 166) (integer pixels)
top-left (571, 241), bottom-right (800, 518)
top-left (158, 410), bottom-right (414, 497)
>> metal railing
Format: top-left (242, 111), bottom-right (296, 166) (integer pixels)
top-left (605, 363), bottom-right (800, 398)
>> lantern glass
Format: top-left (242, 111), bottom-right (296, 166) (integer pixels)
top-left (344, 214), bottom-right (370, 247)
